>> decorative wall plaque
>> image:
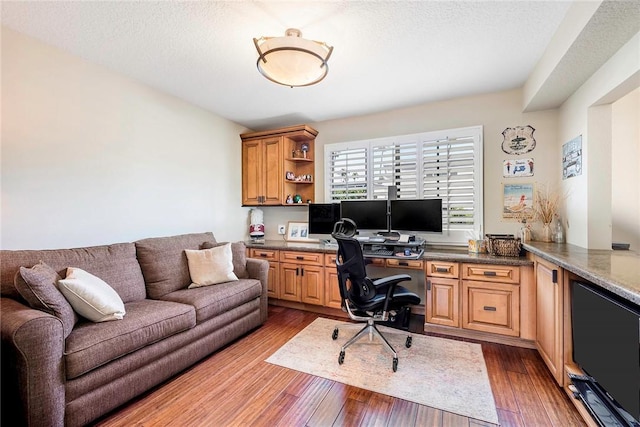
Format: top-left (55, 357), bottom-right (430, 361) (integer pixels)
top-left (501, 125), bottom-right (536, 155)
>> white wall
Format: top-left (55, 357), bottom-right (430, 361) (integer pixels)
top-left (611, 88), bottom-right (640, 250)
top-left (558, 32), bottom-right (640, 249)
top-left (262, 89), bottom-right (559, 242)
top-left (1, 28), bottom-right (251, 249)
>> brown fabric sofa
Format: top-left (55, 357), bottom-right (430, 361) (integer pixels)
top-left (0, 232), bottom-right (268, 427)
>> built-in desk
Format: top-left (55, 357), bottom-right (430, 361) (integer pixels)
top-left (246, 240), bottom-right (535, 347)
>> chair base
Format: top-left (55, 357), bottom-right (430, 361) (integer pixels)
top-left (332, 319), bottom-right (413, 372)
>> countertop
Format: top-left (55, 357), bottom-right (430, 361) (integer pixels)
top-left (523, 242), bottom-right (640, 306)
top-left (246, 239), bottom-right (533, 266)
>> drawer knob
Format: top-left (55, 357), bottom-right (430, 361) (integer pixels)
top-left (436, 267), bottom-right (449, 273)
top-left (259, 253), bottom-right (267, 257)
top-left (296, 256), bottom-right (304, 260)
top-left (483, 306), bottom-right (497, 311)
top-left (399, 262), bottom-right (409, 266)
top-left (483, 271), bottom-right (497, 276)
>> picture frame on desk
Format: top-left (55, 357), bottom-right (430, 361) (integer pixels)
top-left (286, 221), bottom-right (313, 242)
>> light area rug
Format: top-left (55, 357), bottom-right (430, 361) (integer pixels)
top-left (266, 317), bottom-right (498, 424)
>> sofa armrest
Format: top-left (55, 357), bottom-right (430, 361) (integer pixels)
top-left (1, 297), bottom-right (65, 427)
top-left (245, 258), bottom-right (269, 323)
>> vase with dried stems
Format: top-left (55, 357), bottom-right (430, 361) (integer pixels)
top-left (533, 185), bottom-right (563, 242)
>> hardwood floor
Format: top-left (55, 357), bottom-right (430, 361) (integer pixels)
top-left (94, 306), bottom-right (586, 427)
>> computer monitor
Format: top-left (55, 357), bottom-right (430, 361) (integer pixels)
top-left (340, 200), bottom-right (388, 231)
top-left (308, 203), bottom-right (341, 241)
top-left (390, 199), bottom-right (443, 233)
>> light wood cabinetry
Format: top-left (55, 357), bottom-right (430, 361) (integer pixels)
top-left (534, 256), bottom-right (564, 385)
top-left (279, 251), bottom-right (324, 305)
top-left (324, 253), bottom-right (342, 309)
top-left (240, 125), bottom-right (318, 206)
top-left (249, 248), bottom-right (279, 299)
top-left (461, 263), bottom-right (520, 337)
top-left (426, 261), bottom-right (460, 327)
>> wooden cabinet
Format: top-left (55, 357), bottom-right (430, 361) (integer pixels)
top-left (426, 261), bottom-right (460, 327)
top-left (461, 263), bottom-right (520, 337)
top-left (324, 253), bottom-right (342, 309)
top-left (249, 248), bottom-right (279, 299)
top-left (240, 125), bottom-right (318, 206)
top-left (279, 251), bottom-right (324, 306)
top-left (534, 256), bottom-right (564, 385)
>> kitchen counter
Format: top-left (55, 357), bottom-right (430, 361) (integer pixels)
top-left (523, 241), bottom-right (640, 305)
top-left (246, 239), bottom-right (533, 266)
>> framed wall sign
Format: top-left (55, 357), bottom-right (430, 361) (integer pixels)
top-left (502, 183), bottom-right (535, 219)
top-left (503, 158), bottom-right (534, 177)
top-left (562, 135), bottom-right (582, 179)
top-left (286, 222), bottom-right (312, 242)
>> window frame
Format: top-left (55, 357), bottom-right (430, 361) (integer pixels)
top-left (324, 126), bottom-right (483, 245)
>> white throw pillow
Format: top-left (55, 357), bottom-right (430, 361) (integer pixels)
top-left (58, 267), bottom-right (126, 322)
top-left (185, 243), bottom-right (238, 288)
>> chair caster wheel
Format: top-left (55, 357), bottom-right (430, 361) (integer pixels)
top-left (338, 351), bottom-right (345, 365)
top-left (392, 357), bottom-right (398, 372)
top-left (405, 336), bottom-right (412, 348)
top-left (332, 328), bottom-right (339, 340)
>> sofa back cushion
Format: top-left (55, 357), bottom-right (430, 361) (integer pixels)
top-left (135, 232), bottom-right (216, 299)
top-left (1, 243), bottom-right (146, 303)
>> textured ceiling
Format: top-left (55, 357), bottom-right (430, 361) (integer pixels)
top-left (1, 1), bottom-right (636, 130)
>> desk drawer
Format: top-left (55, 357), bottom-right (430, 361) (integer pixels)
top-left (462, 263), bottom-right (520, 284)
top-left (426, 261), bottom-right (459, 278)
top-left (280, 251), bottom-right (323, 265)
top-left (249, 248), bottom-right (278, 262)
top-left (462, 280), bottom-right (520, 337)
top-left (324, 253), bottom-right (337, 267)
top-left (385, 258), bottom-right (424, 270)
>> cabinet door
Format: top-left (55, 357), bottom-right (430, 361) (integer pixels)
top-left (242, 139), bottom-right (263, 205)
top-left (426, 277), bottom-right (459, 327)
top-left (300, 265), bottom-right (324, 305)
top-left (279, 263), bottom-right (301, 302)
top-left (262, 137), bottom-right (283, 205)
top-left (266, 262), bottom-right (279, 299)
top-left (324, 254), bottom-right (342, 309)
top-left (462, 280), bottom-right (520, 337)
top-left (535, 258), bottom-right (564, 385)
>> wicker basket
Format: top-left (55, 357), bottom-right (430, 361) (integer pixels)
top-left (485, 234), bottom-right (522, 257)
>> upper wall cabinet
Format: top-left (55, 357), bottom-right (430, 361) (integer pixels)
top-left (240, 125), bottom-right (317, 206)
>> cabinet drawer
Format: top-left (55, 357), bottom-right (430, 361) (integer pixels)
top-left (462, 263), bottom-right (520, 284)
top-left (280, 251), bottom-right (323, 265)
top-left (324, 253), bottom-right (337, 267)
top-left (367, 258), bottom-right (386, 268)
top-left (426, 261), bottom-right (459, 278)
top-left (249, 248), bottom-right (279, 262)
top-left (385, 258), bottom-right (424, 270)
top-left (462, 280), bottom-right (520, 337)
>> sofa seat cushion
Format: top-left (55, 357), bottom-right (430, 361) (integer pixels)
top-left (159, 279), bottom-right (262, 323)
top-left (65, 299), bottom-right (195, 379)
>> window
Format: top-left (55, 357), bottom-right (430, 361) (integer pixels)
top-left (324, 126), bottom-right (483, 244)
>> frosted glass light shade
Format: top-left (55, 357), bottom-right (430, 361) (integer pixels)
top-left (254, 28), bottom-right (333, 87)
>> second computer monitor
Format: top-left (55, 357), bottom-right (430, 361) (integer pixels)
top-left (390, 199), bottom-right (443, 232)
top-left (340, 200), bottom-right (388, 231)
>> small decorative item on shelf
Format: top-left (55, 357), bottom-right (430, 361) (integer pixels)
top-left (553, 215), bottom-right (565, 243)
top-left (484, 234), bottom-right (522, 257)
top-left (293, 194), bottom-right (302, 203)
top-left (301, 143), bottom-right (309, 159)
top-left (249, 208), bottom-right (265, 243)
top-left (286, 194), bottom-right (293, 204)
top-left (292, 149), bottom-right (302, 158)
top-left (533, 184), bottom-right (563, 242)
top-left (285, 171), bottom-right (294, 180)
top-left (519, 218), bottom-right (532, 243)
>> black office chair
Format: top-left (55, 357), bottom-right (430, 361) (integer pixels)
top-left (330, 218), bottom-right (421, 372)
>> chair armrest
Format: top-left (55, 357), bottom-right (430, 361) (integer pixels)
top-left (1, 297), bottom-right (65, 427)
top-left (245, 258), bottom-right (269, 323)
top-left (371, 274), bottom-right (412, 315)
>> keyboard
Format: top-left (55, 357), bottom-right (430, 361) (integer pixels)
top-left (363, 249), bottom-right (394, 256)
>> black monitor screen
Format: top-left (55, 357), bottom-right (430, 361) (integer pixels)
top-left (340, 200), bottom-right (388, 231)
top-left (308, 203), bottom-right (341, 235)
top-left (390, 199), bottom-right (443, 232)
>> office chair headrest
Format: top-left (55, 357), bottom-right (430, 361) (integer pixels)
top-left (332, 218), bottom-right (357, 238)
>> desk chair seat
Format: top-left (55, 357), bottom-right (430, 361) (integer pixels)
top-left (331, 219), bottom-right (421, 372)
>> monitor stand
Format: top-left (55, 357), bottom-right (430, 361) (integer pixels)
top-left (377, 230), bottom-right (400, 241)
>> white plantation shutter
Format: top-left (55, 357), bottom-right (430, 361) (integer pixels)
top-left (371, 140), bottom-right (419, 200)
top-left (325, 126), bottom-right (482, 244)
top-left (326, 145), bottom-right (368, 200)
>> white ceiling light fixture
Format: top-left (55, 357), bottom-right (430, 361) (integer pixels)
top-left (253, 28), bottom-right (333, 88)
